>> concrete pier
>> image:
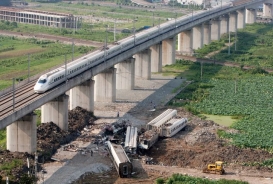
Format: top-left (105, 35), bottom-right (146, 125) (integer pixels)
top-left (263, 3), bottom-right (273, 17)
top-left (69, 79), bottom-right (95, 112)
top-left (210, 18), bottom-right (220, 41)
top-left (116, 58), bottom-right (135, 89)
top-left (237, 9), bottom-right (246, 29)
top-left (246, 8), bottom-right (256, 24)
top-left (7, 113), bottom-right (37, 153)
top-left (178, 31), bottom-right (191, 55)
top-left (220, 16), bottom-right (229, 35)
top-left (191, 25), bottom-right (202, 50)
top-left (41, 94), bottom-right (69, 131)
top-left (229, 12), bottom-right (238, 32)
top-left (94, 68), bottom-right (116, 102)
top-left (134, 49), bottom-right (151, 79)
top-left (202, 22), bottom-right (211, 46)
top-left (162, 37), bottom-right (175, 65)
top-left (150, 43), bottom-right (162, 72)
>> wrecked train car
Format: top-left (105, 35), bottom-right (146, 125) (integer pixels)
top-left (107, 141), bottom-right (133, 178)
top-left (138, 130), bottom-right (159, 150)
top-left (161, 118), bottom-right (188, 137)
top-left (124, 126), bottom-right (138, 154)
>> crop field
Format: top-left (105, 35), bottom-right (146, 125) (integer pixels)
top-left (196, 23), bottom-right (273, 69)
top-left (0, 36), bottom-right (94, 90)
top-left (167, 60), bottom-right (273, 152)
top-left (0, 2), bottom-right (183, 42)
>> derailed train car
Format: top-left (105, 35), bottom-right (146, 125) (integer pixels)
top-left (106, 141), bottom-right (133, 178)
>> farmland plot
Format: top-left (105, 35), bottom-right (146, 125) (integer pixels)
top-left (190, 76), bottom-right (273, 150)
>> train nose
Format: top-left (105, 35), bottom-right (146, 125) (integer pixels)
top-left (34, 83), bottom-right (44, 93)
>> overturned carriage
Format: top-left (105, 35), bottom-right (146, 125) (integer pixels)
top-left (107, 141), bottom-right (133, 178)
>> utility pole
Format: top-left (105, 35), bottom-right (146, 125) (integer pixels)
top-left (35, 152), bottom-right (37, 183)
top-left (235, 28), bottom-right (237, 51)
top-left (133, 17), bottom-right (136, 45)
top-left (201, 61), bottom-right (203, 80)
top-left (228, 27), bottom-right (231, 55)
top-left (65, 54), bottom-right (67, 81)
top-left (13, 78), bottom-right (15, 112)
top-left (72, 39), bottom-right (74, 61)
top-left (28, 54), bottom-right (30, 82)
top-left (153, 12), bottom-right (154, 27)
top-left (114, 19), bottom-right (116, 42)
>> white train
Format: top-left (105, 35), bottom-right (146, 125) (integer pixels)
top-left (106, 141), bottom-right (133, 178)
top-left (124, 126), bottom-right (138, 154)
top-left (138, 129), bottom-right (159, 150)
top-left (161, 118), bottom-right (188, 137)
top-left (139, 109), bottom-right (188, 149)
top-left (146, 109), bottom-right (177, 130)
top-left (34, 2), bottom-right (234, 93)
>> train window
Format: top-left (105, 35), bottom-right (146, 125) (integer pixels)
top-left (38, 79), bottom-right (47, 84)
top-left (123, 165), bottom-right (128, 175)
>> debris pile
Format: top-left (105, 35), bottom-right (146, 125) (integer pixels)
top-left (37, 107), bottom-right (96, 160)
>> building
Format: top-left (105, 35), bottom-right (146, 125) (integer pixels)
top-left (0, 6), bottom-right (80, 28)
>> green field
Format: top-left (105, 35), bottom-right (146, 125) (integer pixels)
top-left (157, 173), bottom-right (248, 184)
top-left (0, 36), bottom-right (94, 90)
top-left (195, 23), bottom-right (273, 70)
top-left (0, 1), bottom-right (184, 42)
top-left (167, 59), bottom-right (273, 151)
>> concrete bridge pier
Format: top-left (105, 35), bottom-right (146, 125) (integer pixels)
top-left (41, 94), bottom-right (69, 131)
top-left (178, 30), bottom-right (191, 55)
top-left (7, 113), bottom-right (37, 153)
top-left (237, 9), bottom-right (246, 29)
top-left (263, 3), bottom-right (273, 17)
top-left (150, 43), bottom-right (162, 72)
top-left (69, 79), bottom-right (95, 111)
top-left (191, 25), bottom-right (202, 50)
top-left (220, 15), bottom-right (229, 35)
top-left (94, 67), bottom-right (116, 102)
top-left (246, 8), bottom-right (257, 24)
top-left (162, 37), bottom-right (175, 64)
top-left (202, 22), bottom-right (211, 46)
top-left (116, 57), bottom-right (135, 89)
top-left (134, 49), bottom-right (151, 79)
top-left (210, 18), bottom-right (221, 41)
top-left (229, 12), bottom-right (238, 32)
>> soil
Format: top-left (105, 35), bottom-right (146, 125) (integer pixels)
top-left (0, 29), bottom-right (272, 184)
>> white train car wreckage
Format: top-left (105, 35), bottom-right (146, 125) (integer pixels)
top-left (107, 141), bottom-right (133, 178)
top-left (139, 109), bottom-right (188, 150)
top-left (124, 126), bottom-right (138, 153)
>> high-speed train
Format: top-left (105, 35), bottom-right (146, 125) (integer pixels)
top-left (34, 1), bottom-right (236, 93)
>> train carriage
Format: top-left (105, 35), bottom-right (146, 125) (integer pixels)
top-left (161, 118), bottom-right (188, 137)
top-left (107, 141), bottom-right (133, 178)
top-left (124, 126), bottom-right (138, 154)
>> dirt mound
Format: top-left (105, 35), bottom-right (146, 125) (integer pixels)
top-left (0, 107), bottom-right (96, 182)
top-left (0, 150), bottom-right (32, 182)
top-left (37, 107), bottom-right (96, 160)
top-left (146, 109), bottom-right (273, 173)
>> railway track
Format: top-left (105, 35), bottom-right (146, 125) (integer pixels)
top-left (0, 81), bottom-right (41, 120)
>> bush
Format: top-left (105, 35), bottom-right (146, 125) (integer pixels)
top-left (156, 178), bottom-right (164, 184)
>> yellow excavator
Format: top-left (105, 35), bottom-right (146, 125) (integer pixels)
top-left (202, 161), bottom-right (225, 175)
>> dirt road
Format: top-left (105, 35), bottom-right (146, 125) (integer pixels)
top-left (0, 30), bottom-right (103, 47)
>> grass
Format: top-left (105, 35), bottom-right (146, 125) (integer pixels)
top-left (201, 114), bottom-right (237, 127)
top-left (0, 129), bottom-right (6, 150)
top-left (0, 36), bottom-right (94, 90)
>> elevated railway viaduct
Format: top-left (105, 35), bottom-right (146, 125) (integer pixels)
top-left (0, 0), bottom-right (272, 153)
